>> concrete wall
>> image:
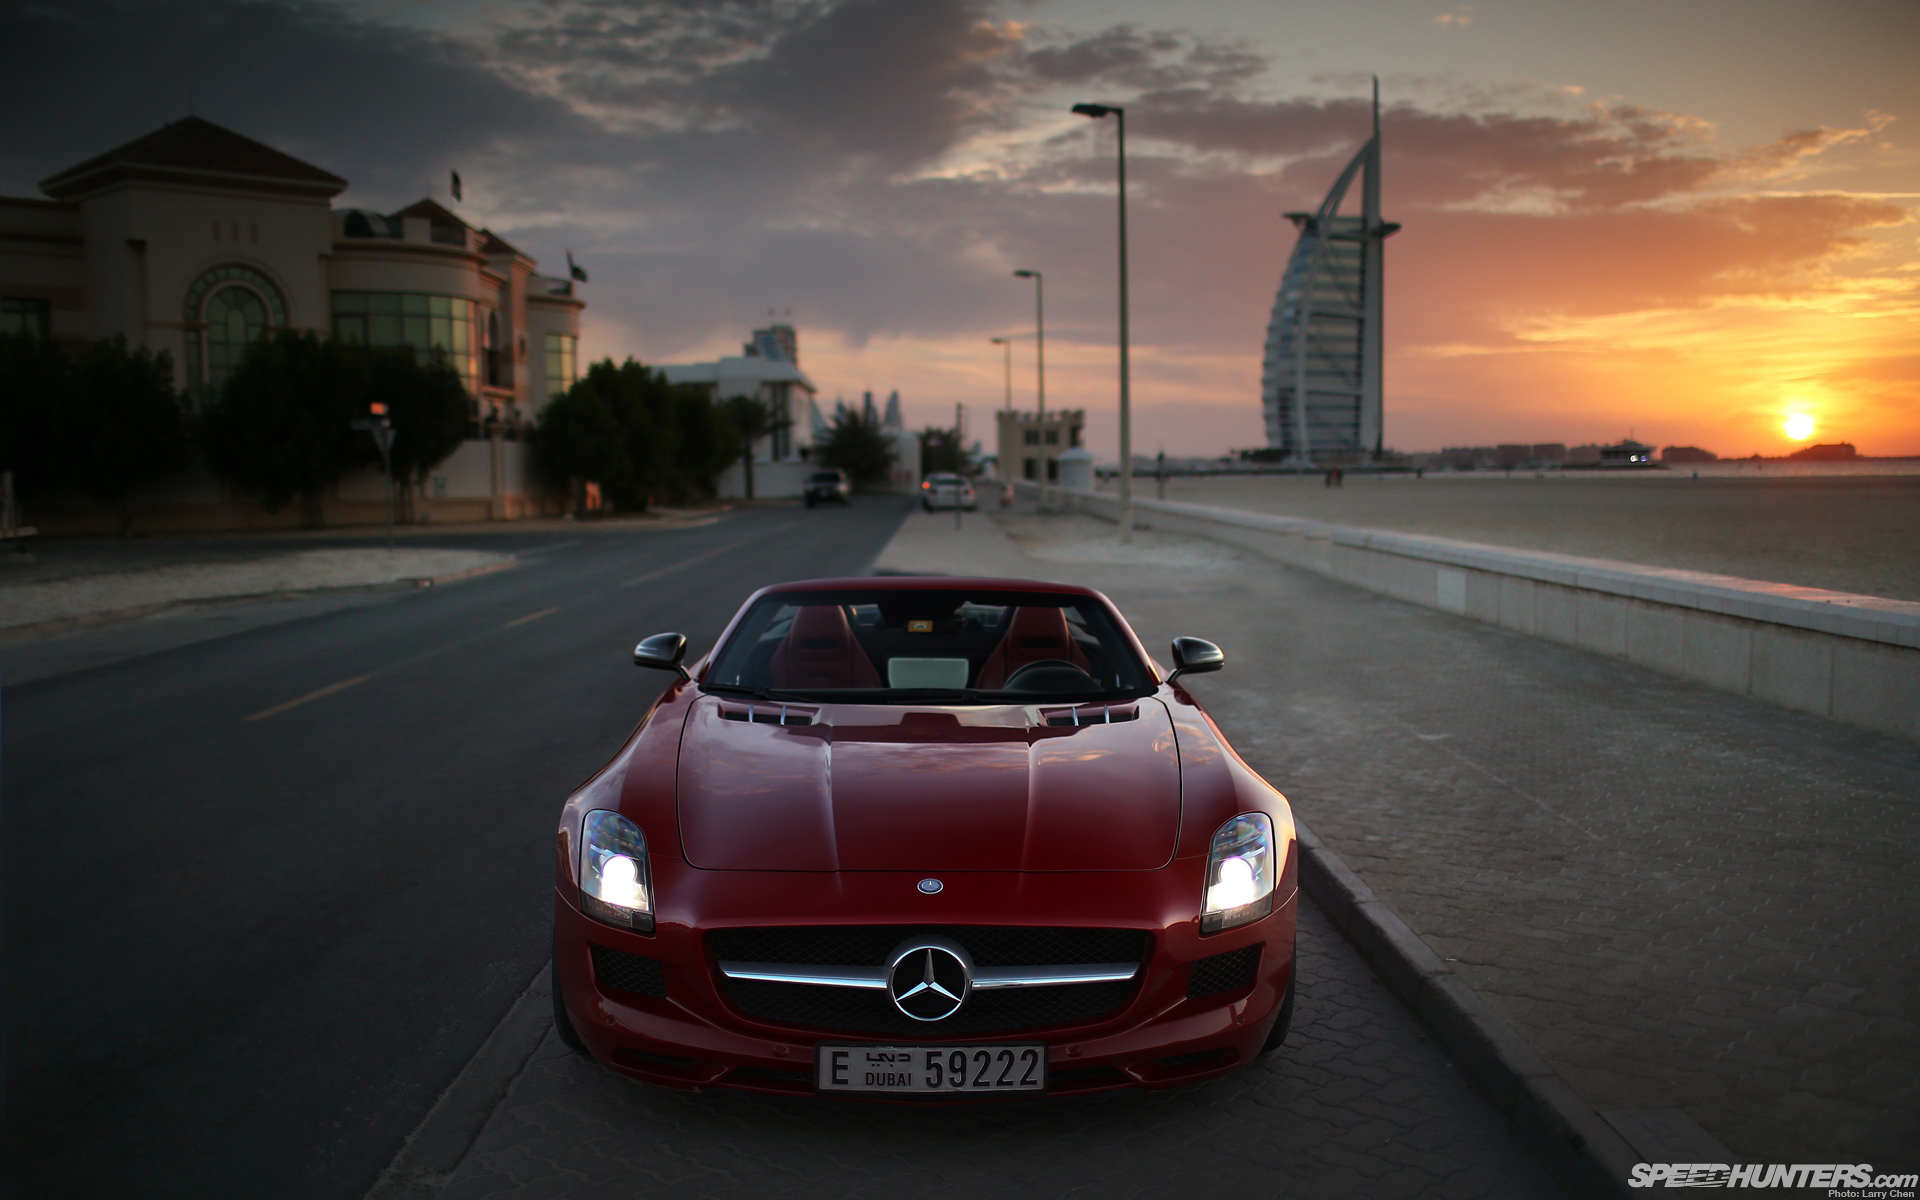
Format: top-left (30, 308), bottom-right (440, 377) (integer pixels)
top-left (716, 459), bottom-right (816, 500)
top-left (1021, 483), bottom-right (1920, 741)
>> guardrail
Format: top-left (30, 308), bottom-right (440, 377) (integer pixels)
top-left (1012, 481), bottom-right (1920, 740)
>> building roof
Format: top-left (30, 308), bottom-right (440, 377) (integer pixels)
top-left (661, 356), bottom-right (815, 392)
top-left (389, 199), bottom-right (528, 259)
top-left (392, 197), bottom-right (467, 226)
top-left (40, 116), bottom-right (347, 201)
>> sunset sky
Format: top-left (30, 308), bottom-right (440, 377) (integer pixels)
top-left (5, 0), bottom-right (1916, 457)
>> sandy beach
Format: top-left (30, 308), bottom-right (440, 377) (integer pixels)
top-left (1126, 472), bottom-right (1920, 602)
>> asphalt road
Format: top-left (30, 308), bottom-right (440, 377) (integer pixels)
top-left (2, 499), bottom-right (913, 1199)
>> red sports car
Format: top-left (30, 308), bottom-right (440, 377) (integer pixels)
top-left (552, 577), bottom-right (1298, 1098)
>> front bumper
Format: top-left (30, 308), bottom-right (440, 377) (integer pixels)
top-left (553, 865), bottom-right (1297, 1098)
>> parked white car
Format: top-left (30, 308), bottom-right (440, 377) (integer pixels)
top-left (920, 473), bottom-right (977, 512)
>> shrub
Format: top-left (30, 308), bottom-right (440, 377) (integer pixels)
top-left (198, 330), bottom-right (374, 523)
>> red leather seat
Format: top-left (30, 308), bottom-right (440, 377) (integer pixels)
top-left (769, 605), bottom-right (883, 689)
top-left (974, 606), bottom-right (1091, 689)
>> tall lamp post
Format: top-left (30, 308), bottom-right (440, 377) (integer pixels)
top-left (1012, 269), bottom-right (1044, 489)
top-left (1071, 102), bottom-right (1131, 542)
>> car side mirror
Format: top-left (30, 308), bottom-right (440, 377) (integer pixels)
top-left (1168, 636), bottom-right (1224, 683)
top-left (633, 632), bottom-right (690, 680)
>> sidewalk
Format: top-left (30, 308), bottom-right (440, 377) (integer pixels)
top-left (954, 502), bottom-right (1916, 1172)
top-left (0, 508), bottom-right (733, 640)
top-left (0, 546), bottom-right (514, 638)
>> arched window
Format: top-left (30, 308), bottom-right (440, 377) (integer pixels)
top-left (204, 285), bottom-right (268, 395)
top-left (183, 265), bottom-right (287, 406)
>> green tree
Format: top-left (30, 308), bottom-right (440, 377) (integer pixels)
top-left (816, 408), bottom-right (897, 489)
top-left (669, 387), bottom-right (740, 502)
top-left (0, 330), bottom-right (74, 504)
top-left (721, 394), bottom-right (789, 499)
top-left (364, 346), bottom-right (470, 518)
top-left (68, 336), bottom-right (192, 535)
top-left (536, 358), bottom-right (738, 512)
top-left (536, 379), bottom-right (630, 513)
top-left (918, 426), bottom-right (966, 476)
top-left (199, 330), bottom-right (374, 525)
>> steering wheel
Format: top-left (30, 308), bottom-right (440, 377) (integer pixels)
top-left (1001, 659), bottom-right (1096, 693)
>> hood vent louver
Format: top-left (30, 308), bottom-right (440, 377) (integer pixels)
top-left (721, 703), bottom-right (816, 727)
top-left (1042, 704), bottom-right (1139, 728)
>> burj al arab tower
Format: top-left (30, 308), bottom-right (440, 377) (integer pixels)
top-left (1261, 83), bottom-right (1399, 464)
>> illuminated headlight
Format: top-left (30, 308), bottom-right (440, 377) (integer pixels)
top-left (1200, 812), bottom-right (1276, 934)
top-left (580, 810), bottom-right (653, 932)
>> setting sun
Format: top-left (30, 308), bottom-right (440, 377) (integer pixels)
top-left (1783, 414), bottom-right (1816, 441)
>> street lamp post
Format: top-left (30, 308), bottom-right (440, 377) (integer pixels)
top-left (989, 336), bottom-right (1012, 411)
top-left (1072, 102), bottom-right (1131, 542)
top-left (1012, 269), bottom-right (1044, 491)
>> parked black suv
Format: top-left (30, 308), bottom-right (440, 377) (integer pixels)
top-left (803, 468), bottom-right (852, 507)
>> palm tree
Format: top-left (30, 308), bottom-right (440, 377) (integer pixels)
top-left (722, 394), bottom-right (789, 499)
top-left (817, 408), bottom-right (897, 489)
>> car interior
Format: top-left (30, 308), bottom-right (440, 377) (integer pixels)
top-left (707, 591), bottom-right (1148, 696)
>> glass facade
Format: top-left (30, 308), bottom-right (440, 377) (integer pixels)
top-left (1, 297), bottom-right (51, 338)
top-left (544, 332), bottom-right (576, 397)
top-left (331, 291), bottom-right (475, 385)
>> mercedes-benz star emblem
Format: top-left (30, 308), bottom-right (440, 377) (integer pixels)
top-left (917, 878), bottom-right (943, 894)
top-left (886, 937), bottom-right (972, 1021)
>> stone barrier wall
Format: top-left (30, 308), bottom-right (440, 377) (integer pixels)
top-left (1014, 482), bottom-right (1920, 740)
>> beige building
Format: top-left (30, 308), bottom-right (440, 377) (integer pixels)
top-left (0, 116), bottom-right (584, 528)
top-left (995, 408), bottom-right (1085, 483)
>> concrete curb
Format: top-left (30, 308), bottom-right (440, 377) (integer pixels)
top-left (364, 964), bottom-right (555, 1200)
top-left (1293, 817), bottom-right (1637, 1199)
top-left (0, 558), bottom-right (518, 643)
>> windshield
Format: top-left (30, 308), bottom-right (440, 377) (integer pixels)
top-left (809, 472), bottom-right (841, 483)
top-left (704, 587), bottom-right (1152, 702)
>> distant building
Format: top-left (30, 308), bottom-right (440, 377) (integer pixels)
top-left (660, 326), bottom-right (819, 496)
top-left (1531, 443), bottom-right (1567, 464)
top-left (1788, 442), bottom-right (1856, 461)
top-left (0, 115), bottom-right (584, 529)
top-left (1494, 444), bottom-right (1531, 469)
top-left (1565, 444), bottom-right (1603, 466)
top-left (1662, 445), bottom-right (1718, 463)
top-left (996, 408), bottom-right (1085, 482)
top-left (1599, 440), bottom-right (1656, 466)
top-left (1260, 85), bottom-right (1399, 464)
top-left (744, 322), bottom-right (797, 364)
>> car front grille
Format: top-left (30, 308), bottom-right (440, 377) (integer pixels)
top-left (1187, 945), bottom-right (1261, 998)
top-left (708, 925), bottom-right (1149, 1037)
top-left (591, 943), bottom-right (668, 998)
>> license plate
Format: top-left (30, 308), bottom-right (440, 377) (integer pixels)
top-left (816, 1043), bottom-right (1047, 1094)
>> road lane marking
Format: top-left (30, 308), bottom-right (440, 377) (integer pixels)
top-left (516, 539), bottom-right (584, 558)
top-left (243, 675), bottom-right (370, 722)
top-left (620, 539), bottom-right (746, 588)
top-left (243, 529), bottom-right (760, 724)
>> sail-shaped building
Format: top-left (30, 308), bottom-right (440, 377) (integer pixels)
top-left (1260, 86), bottom-right (1399, 463)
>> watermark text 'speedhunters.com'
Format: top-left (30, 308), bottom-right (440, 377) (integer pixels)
top-left (1629, 1163), bottom-right (1917, 1192)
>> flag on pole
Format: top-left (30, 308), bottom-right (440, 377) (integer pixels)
top-left (567, 249), bottom-right (589, 283)
top-left (450, 170), bottom-right (463, 202)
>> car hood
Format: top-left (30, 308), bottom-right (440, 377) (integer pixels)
top-left (675, 698), bottom-right (1180, 871)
